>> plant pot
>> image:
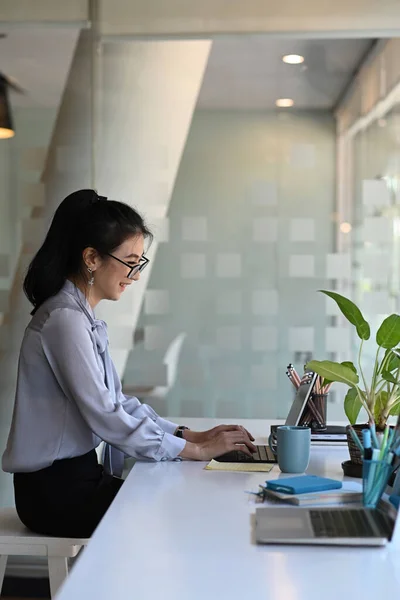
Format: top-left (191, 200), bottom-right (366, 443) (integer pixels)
top-left (345, 424), bottom-right (367, 465)
top-left (345, 423), bottom-right (395, 466)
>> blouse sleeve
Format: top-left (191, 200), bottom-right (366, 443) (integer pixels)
top-left (112, 362), bottom-right (181, 435)
top-left (40, 308), bottom-right (186, 460)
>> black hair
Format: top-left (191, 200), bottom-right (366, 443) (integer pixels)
top-left (24, 189), bottom-right (152, 315)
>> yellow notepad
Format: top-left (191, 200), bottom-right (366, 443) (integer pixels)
top-left (204, 459), bottom-right (274, 473)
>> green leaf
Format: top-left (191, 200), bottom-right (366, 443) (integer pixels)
top-left (374, 391), bottom-right (388, 422)
top-left (341, 361), bottom-right (358, 375)
top-left (389, 401), bottom-right (400, 416)
top-left (320, 290), bottom-right (370, 340)
top-left (382, 370), bottom-right (398, 384)
top-left (306, 360), bottom-right (359, 387)
top-left (318, 362), bottom-right (358, 387)
top-left (376, 314), bottom-right (400, 349)
top-left (385, 350), bottom-right (400, 372)
top-left (344, 388), bottom-right (362, 424)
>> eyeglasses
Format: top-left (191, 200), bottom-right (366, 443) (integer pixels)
top-left (107, 253), bottom-right (150, 279)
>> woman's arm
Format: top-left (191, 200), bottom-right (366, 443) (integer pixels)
top-left (114, 369), bottom-right (182, 437)
top-left (41, 308), bottom-right (185, 461)
top-left (117, 375), bottom-right (256, 459)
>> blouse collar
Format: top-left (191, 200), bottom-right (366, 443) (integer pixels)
top-left (62, 280), bottom-right (108, 354)
top-left (62, 279), bottom-right (96, 321)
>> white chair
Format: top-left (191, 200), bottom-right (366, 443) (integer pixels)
top-left (123, 332), bottom-right (187, 406)
top-left (0, 507), bottom-right (88, 598)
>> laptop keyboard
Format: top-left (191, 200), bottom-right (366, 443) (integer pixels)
top-left (214, 445), bottom-right (276, 463)
top-left (310, 509), bottom-right (381, 538)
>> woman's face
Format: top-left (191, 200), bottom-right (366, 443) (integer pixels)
top-left (86, 234), bottom-right (145, 306)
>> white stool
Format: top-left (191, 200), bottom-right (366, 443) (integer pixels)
top-left (0, 507), bottom-right (88, 598)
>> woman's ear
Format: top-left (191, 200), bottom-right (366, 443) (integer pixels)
top-left (82, 247), bottom-right (101, 271)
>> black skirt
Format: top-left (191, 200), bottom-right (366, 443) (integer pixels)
top-left (14, 449), bottom-right (124, 538)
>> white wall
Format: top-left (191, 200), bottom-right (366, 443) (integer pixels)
top-left (0, 0), bottom-right (88, 23)
top-left (0, 140), bottom-right (11, 275)
top-left (43, 32), bottom-right (93, 219)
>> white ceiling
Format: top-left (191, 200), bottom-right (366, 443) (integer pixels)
top-left (0, 28), bottom-right (79, 108)
top-left (0, 32), bottom-right (373, 112)
top-left (197, 37), bottom-right (374, 110)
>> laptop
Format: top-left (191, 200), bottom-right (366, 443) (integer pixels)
top-left (214, 372), bottom-right (318, 464)
top-left (255, 499), bottom-right (398, 547)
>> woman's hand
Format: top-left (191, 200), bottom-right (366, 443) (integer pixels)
top-left (184, 424), bottom-right (255, 444)
top-left (179, 426), bottom-right (257, 461)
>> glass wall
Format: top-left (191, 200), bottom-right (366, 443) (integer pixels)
top-left (350, 106), bottom-right (400, 379)
top-left (94, 37), bottom-right (373, 422)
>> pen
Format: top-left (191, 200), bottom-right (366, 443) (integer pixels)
top-left (370, 422), bottom-right (380, 449)
top-left (379, 425), bottom-right (390, 460)
top-left (349, 426), bottom-right (364, 453)
top-left (387, 427), bottom-right (395, 452)
top-left (372, 448), bottom-right (380, 460)
top-left (387, 451), bottom-right (394, 465)
top-left (392, 437), bottom-right (400, 454)
top-left (362, 429), bottom-right (372, 460)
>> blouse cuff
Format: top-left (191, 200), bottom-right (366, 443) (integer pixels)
top-left (155, 431), bottom-right (186, 460)
top-left (155, 416), bottom-right (180, 435)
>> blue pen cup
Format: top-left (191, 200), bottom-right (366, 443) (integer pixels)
top-left (362, 460), bottom-right (393, 509)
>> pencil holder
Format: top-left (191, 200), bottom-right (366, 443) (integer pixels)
top-left (311, 393), bottom-right (327, 430)
top-left (362, 459), bottom-right (393, 509)
top-left (299, 393), bottom-right (328, 431)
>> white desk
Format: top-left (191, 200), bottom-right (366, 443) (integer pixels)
top-left (56, 419), bottom-right (400, 600)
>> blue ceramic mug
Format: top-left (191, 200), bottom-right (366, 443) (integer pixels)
top-left (268, 426), bottom-right (311, 473)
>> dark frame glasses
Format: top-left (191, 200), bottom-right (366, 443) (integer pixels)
top-left (107, 253), bottom-right (150, 279)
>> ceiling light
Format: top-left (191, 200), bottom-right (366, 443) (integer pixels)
top-left (283, 54), bottom-right (304, 65)
top-left (275, 98), bottom-right (294, 108)
top-left (340, 222), bottom-right (352, 234)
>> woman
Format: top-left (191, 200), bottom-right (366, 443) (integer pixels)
top-left (2, 189), bottom-right (255, 538)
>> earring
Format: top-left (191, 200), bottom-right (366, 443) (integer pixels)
top-left (87, 267), bottom-right (95, 286)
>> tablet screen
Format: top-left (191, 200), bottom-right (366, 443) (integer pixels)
top-left (285, 372), bottom-right (317, 426)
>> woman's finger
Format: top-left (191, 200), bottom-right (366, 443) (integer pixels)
top-left (231, 443), bottom-right (253, 457)
top-left (220, 424), bottom-right (255, 441)
top-left (225, 432), bottom-right (257, 452)
top-left (240, 426), bottom-right (255, 441)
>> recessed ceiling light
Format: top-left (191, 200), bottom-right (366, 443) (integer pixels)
top-left (283, 54), bottom-right (304, 65)
top-left (275, 98), bottom-right (294, 108)
top-left (340, 222), bottom-right (352, 234)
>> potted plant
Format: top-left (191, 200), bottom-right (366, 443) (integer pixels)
top-left (306, 290), bottom-right (400, 466)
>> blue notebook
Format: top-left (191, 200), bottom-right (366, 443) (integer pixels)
top-left (265, 475), bottom-right (342, 495)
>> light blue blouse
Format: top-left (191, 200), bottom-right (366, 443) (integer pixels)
top-left (2, 280), bottom-right (186, 473)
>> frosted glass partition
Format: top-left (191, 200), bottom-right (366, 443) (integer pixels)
top-left (117, 102), bottom-right (344, 420)
top-left (350, 107), bottom-right (400, 379)
top-left (104, 37), bottom-right (385, 422)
